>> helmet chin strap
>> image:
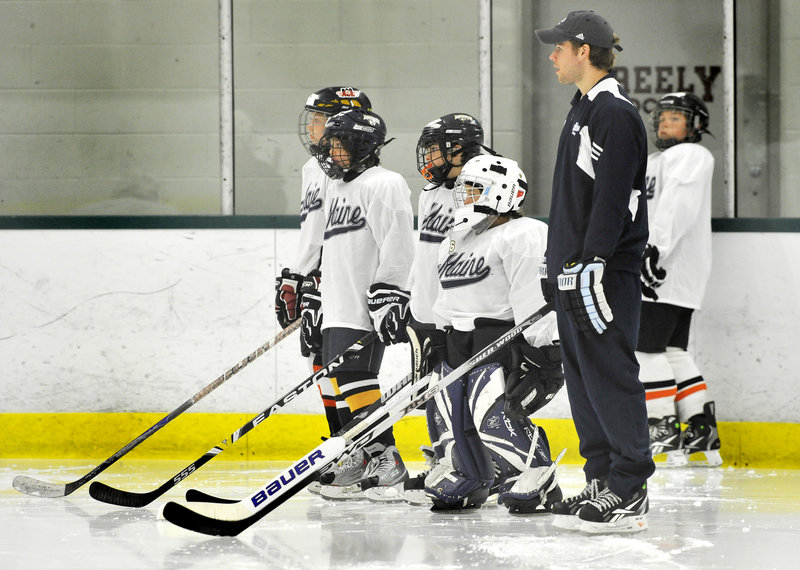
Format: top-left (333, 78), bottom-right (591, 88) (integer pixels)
top-left (341, 137), bottom-right (395, 182)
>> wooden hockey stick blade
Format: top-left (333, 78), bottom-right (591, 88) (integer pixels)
top-left (162, 437), bottom-right (346, 536)
top-left (87, 330), bottom-right (377, 508)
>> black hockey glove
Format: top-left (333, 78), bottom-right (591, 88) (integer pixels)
top-left (504, 343), bottom-right (564, 419)
top-left (366, 283), bottom-right (411, 345)
top-left (539, 257), bottom-right (555, 306)
top-left (640, 244), bottom-right (667, 301)
top-left (557, 257), bottom-right (614, 335)
top-left (407, 321), bottom-right (448, 380)
top-left (275, 268), bottom-right (304, 329)
top-left (299, 270), bottom-right (323, 356)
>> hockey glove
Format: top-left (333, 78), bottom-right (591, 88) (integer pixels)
top-left (299, 270), bottom-right (323, 356)
top-left (366, 283), bottom-right (411, 345)
top-left (557, 258), bottom-right (614, 335)
top-left (539, 258), bottom-right (555, 306)
top-left (640, 244), bottom-right (667, 301)
top-left (275, 268), bottom-right (304, 329)
top-left (504, 343), bottom-right (564, 419)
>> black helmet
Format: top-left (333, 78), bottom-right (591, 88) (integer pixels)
top-left (314, 109), bottom-right (387, 181)
top-left (298, 86), bottom-right (372, 154)
top-left (416, 113), bottom-right (485, 187)
top-left (651, 91), bottom-right (711, 150)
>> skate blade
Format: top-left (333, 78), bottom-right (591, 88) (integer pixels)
top-left (552, 514), bottom-right (583, 531)
top-left (319, 484), bottom-right (366, 501)
top-left (685, 449), bottom-right (723, 467)
top-left (402, 489), bottom-right (432, 506)
top-left (579, 515), bottom-right (648, 534)
top-left (306, 481), bottom-right (323, 495)
top-left (652, 450), bottom-right (689, 467)
top-left (363, 483), bottom-right (406, 503)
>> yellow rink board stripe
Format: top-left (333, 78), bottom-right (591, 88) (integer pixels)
top-left (1, 413), bottom-right (798, 469)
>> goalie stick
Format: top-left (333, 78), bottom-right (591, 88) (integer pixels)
top-left (161, 304), bottom-right (552, 536)
top-left (12, 319), bottom-right (302, 498)
top-left (88, 330), bottom-right (378, 507)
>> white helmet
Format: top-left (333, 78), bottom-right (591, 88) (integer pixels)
top-left (451, 155), bottom-right (528, 234)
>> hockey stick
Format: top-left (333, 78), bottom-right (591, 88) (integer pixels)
top-left (162, 304), bottom-right (552, 536)
top-left (12, 319), bottom-right (302, 498)
top-left (88, 330), bottom-right (378, 507)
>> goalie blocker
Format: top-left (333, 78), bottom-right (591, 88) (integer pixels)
top-left (161, 304), bottom-right (553, 536)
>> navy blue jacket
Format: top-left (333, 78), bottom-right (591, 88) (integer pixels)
top-left (546, 75), bottom-right (648, 278)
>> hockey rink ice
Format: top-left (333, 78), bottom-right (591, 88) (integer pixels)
top-left (1, 458), bottom-right (798, 570)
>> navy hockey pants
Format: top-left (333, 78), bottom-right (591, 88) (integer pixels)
top-left (555, 269), bottom-right (655, 498)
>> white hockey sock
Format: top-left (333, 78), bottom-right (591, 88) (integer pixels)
top-left (636, 351), bottom-right (677, 419)
top-left (666, 347), bottom-right (708, 422)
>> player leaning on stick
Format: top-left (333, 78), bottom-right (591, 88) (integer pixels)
top-left (535, 10), bottom-right (655, 533)
top-left (301, 108), bottom-right (415, 500)
top-left (635, 92), bottom-right (721, 467)
top-left (275, 86), bottom-right (372, 438)
top-left (417, 155), bottom-right (564, 512)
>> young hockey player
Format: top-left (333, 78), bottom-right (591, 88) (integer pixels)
top-left (274, 87), bottom-right (372, 438)
top-left (635, 92), bottom-right (720, 467)
top-left (300, 108), bottom-right (415, 500)
top-left (536, 10), bottom-right (654, 533)
top-left (419, 154), bottom-right (565, 514)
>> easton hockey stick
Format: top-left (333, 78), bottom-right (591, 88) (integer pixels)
top-left (88, 330), bottom-right (378, 507)
top-left (162, 304), bottom-right (552, 536)
top-left (12, 319), bottom-right (302, 498)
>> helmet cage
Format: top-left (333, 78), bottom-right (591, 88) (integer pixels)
top-left (416, 114), bottom-right (484, 186)
top-left (298, 87), bottom-right (372, 155)
top-left (313, 109), bottom-right (386, 180)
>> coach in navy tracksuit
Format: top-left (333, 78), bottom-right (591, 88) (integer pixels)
top-left (536, 11), bottom-right (655, 533)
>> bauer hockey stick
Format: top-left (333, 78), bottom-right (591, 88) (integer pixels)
top-left (12, 319), bottom-right (302, 498)
top-left (88, 330), bottom-right (378, 507)
top-left (161, 304), bottom-right (553, 536)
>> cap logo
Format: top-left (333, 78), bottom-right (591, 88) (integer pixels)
top-left (575, 33), bottom-right (585, 40)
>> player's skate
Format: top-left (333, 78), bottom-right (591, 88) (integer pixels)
top-left (360, 445), bottom-right (409, 503)
top-left (425, 467), bottom-right (492, 511)
top-left (649, 415), bottom-right (688, 467)
top-left (319, 447), bottom-right (369, 501)
top-left (578, 484), bottom-right (649, 534)
top-left (400, 446), bottom-right (437, 506)
top-left (682, 401), bottom-right (722, 467)
top-left (498, 464), bottom-right (563, 514)
top-left (551, 477), bottom-right (606, 530)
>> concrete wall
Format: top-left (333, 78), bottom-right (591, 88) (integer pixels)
top-left (2, 228), bottom-right (798, 423)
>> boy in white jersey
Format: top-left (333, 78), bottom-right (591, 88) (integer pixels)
top-left (300, 108), bottom-right (415, 499)
top-left (274, 87), bottom-right (372, 437)
top-left (421, 155), bottom-right (565, 513)
top-left (635, 92), bottom-right (720, 467)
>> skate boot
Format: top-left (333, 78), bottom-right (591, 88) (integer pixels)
top-left (319, 447), bottom-right (369, 501)
top-left (499, 464), bottom-right (563, 514)
top-left (649, 415), bottom-right (688, 467)
top-left (682, 401), bottom-right (722, 467)
top-left (360, 445), bottom-right (409, 503)
top-left (551, 477), bottom-right (606, 530)
top-left (401, 446), bottom-right (437, 506)
top-left (578, 483), bottom-right (649, 534)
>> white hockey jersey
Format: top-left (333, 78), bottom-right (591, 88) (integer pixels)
top-left (408, 184), bottom-right (457, 327)
top-left (433, 217), bottom-right (558, 347)
top-left (293, 157), bottom-right (328, 274)
top-left (320, 165), bottom-right (415, 331)
top-left (644, 142), bottom-right (714, 309)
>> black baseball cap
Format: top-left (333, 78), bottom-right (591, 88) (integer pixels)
top-left (535, 10), bottom-right (623, 52)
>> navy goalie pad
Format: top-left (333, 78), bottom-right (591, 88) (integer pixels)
top-left (424, 362), bottom-right (495, 510)
top-left (466, 362), bottom-right (554, 497)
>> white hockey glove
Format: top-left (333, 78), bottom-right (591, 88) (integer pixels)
top-left (504, 343), bottom-right (564, 419)
top-left (539, 257), bottom-right (555, 306)
top-left (366, 283), bottom-right (411, 345)
top-left (557, 258), bottom-right (614, 335)
top-left (274, 268), bottom-right (303, 329)
top-left (299, 270), bottom-right (323, 356)
top-left (640, 244), bottom-right (667, 301)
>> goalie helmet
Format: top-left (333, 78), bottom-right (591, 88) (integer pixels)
top-left (298, 86), bottom-right (372, 155)
top-left (651, 91), bottom-right (710, 150)
top-left (452, 155), bottom-right (528, 235)
top-left (416, 113), bottom-right (485, 187)
top-left (314, 109), bottom-right (387, 181)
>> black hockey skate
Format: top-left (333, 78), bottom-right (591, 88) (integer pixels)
top-left (578, 484), bottom-right (649, 534)
top-left (682, 401), bottom-right (722, 467)
top-left (649, 415), bottom-right (688, 467)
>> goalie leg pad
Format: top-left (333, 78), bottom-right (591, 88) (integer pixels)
top-left (424, 363), bottom-right (494, 510)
